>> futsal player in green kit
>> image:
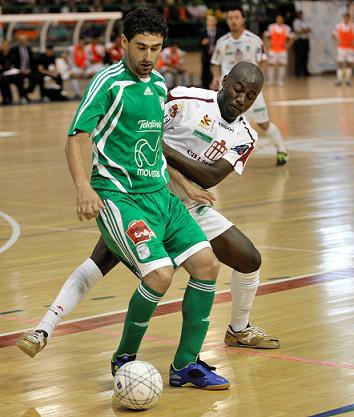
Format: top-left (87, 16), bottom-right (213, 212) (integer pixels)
top-left (65, 8), bottom-right (228, 389)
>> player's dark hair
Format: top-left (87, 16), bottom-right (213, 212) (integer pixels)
top-left (123, 8), bottom-right (168, 41)
top-left (225, 6), bottom-right (245, 18)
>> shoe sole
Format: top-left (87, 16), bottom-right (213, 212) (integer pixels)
top-left (16, 339), bottom-right (38, 358)
top-left (224, 340), bottom-right (280, 349)
top-left (170, 382), bottom-right (230, 390)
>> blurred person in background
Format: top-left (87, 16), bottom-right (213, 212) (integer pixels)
top-left (36, 45), bottom-right (65, 102)
top-left (293, 10), bottom-right (311, 77)
top-left (157, 43), bottom-right (187, 89)
top-left (187, 0), bottom-right (208, 21)
top-left (263, 15), bottom-right (294, 86)
top-left (9, 34), bottom-right (36, 102)
top-left (332, 13), bottom-right (353, 86)
top-left (105, 35), bottom-right (125, 65)
top-left (211, 7), bottom-right (288, 166)
top-left (85, 34), bottom-right (105, 76)
top-left (200, 14), bottom-right (224, 88)
top-left (0, 39), bottom-right (28, 104)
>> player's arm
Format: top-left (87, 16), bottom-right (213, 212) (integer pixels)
top-left (163, 142), bottom-right (233, 188)
top-left (210, 41), bottom-right (222, 90)
top-left (65, 131), bottom-right (104, 221)
top-left (286, 28), bottom-right (295, 49)
top-left (167, 165), bottom-right (216, 205)
top-left (210, 64), bottom-right (222, 90)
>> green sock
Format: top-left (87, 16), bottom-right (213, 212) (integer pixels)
top-left (173, 277), bottom-right (216, 369)
top-left (115, 282), bottom-right (163, 358)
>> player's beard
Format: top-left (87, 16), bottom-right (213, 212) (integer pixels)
top-left (137, 61), bottom-right (154, 77)
top-left (126, 52), bottom-right (153, 78)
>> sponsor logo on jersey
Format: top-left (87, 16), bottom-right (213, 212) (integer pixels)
top-left (137, 168), bottom-right (161, 177)
top-left (235, 48), bottom-right (243, 60)
top-left (231, 144), bottom-right (250, 155)
top-left (135, 136), bottom-right (160, 171)
top-left (168, 103), bottom-right (181, 118)
top-left (187, 150), bottom-right (211, 164)
top-left (144, 86), bottom-right (153, 96)
top-left (136, 243), bottom-right (151, 260)
top-left (204, 140), bottom-right (227, 161)
top-left (199, 114), bottom-right (215, 132)
top-left (192, 129), bottom-right (213, 143)
top-left (126, 220), bottom-right (155, 245)
top-left (218, 122), bottom-right (234, 132)
top-left (138, 120), bottom-right (162, 130)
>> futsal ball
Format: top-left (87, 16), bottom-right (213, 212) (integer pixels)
top-left (113, 361), bottom-right (163, 410)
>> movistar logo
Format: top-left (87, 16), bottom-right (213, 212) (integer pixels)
top-left (138, 120), bottom-right (162, 130)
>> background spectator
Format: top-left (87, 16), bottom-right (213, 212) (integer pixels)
top-left (293, 10), bottom-right (311, 77)
top-left (0, 39), bottom-right (28, 104)
top-left (200, 15), bottom-right (224, 89)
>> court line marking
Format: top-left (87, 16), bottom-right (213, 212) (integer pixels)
top-left (0, 267), bottom-right (352, 338)
top-left (272, 97), bottom-right (354, 107)
top-left (308, 403), bottom-right (354, 417)
top-left (0, 211), bottom-right (21, 254)
top-left (0, 132), bottom-right (17, 138)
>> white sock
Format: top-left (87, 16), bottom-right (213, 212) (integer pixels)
top-left (267, 66), bottom-right (275, 84)
top-left (337, 68), bottom-right (344, 81)
top-left (36, 258), bottom-right (103, 337)
top-left (277, 66), bottom-right (286, 84)
top-left (265, 122), bottom-right (286, 153)
top-left (344, 67), bottom-right (352, 81)
top-left (230, 269), bottom-right (260, 332)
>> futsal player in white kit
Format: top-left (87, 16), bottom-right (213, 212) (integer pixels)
top-left (17, 62), bottom-right (280, 359)
top-left (210, 7), bottom-right (288, 166)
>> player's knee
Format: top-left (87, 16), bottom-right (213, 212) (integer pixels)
top-left (143, 266), bottom-right (174, 294)
top-left (90, 239), bottom-right (119, 276)
top-left (193, 250), bottom-right (220, 281)
top-left (238, 245), bottom-right (262, 273)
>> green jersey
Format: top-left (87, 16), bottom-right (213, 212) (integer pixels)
top-left (68, 59), bottom-right (169, 193)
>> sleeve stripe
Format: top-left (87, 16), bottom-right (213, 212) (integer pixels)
top-left (72, 64), bottom-right (124, 131)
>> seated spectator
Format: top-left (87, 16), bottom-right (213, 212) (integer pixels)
top-left (56, 38), bottom-right (88, 99)
top-left (156, 43), bottom-right (187, 89)
top-left (0, 40), bottom-right (28, 104)
top-left (85, 34), bottom-right (106, 76)
top-left (9, 34), bottom-right (36, 101)
top-left (105, 35), bottom-right (125, 65)
top-left (36, 45), bottom-right (66, 101)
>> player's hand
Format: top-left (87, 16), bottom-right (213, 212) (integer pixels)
top-left (210, 78), bottom-right (220, 91)
top-left (76, 183), bottom-right (105, 221)
top-left (184, 181), bottom-right (216, 205)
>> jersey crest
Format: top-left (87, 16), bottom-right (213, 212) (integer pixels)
top-left (126, 220), bottom-right (155, 245)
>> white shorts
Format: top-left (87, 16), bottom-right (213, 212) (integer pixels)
top-left (268, 50), bottom-right (288, 65)
top-left (246, 91), bottom-right (269, 124)
top-left (337, 48), bottom-right (354, 64)
top-left (188, 204), bottom-right (233, 241)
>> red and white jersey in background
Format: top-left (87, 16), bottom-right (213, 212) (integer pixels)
top-left (211, 30), bottom-right (266, 80)
top-left (265, 23), bottom-right (293, 52)
top-left (164, 86), bottom-right (258, 207)
top-left (335, 22), bottom-right (354, 49)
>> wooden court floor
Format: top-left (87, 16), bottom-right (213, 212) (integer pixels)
top-left (0, 75), bottom-right (353, 417)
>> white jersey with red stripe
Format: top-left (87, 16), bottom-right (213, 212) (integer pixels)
top-left (211, 30), bottom-right (266, 80)
top-left (163, 86), bottom-right (258, 208)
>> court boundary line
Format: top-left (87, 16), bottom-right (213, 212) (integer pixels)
top-left (0, 211), bottom-right (21, 254)
top-left (0, 268), bottom-right (352, 344)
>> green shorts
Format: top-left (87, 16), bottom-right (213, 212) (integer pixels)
top-left (96, 187), bottom-right (210, 278)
